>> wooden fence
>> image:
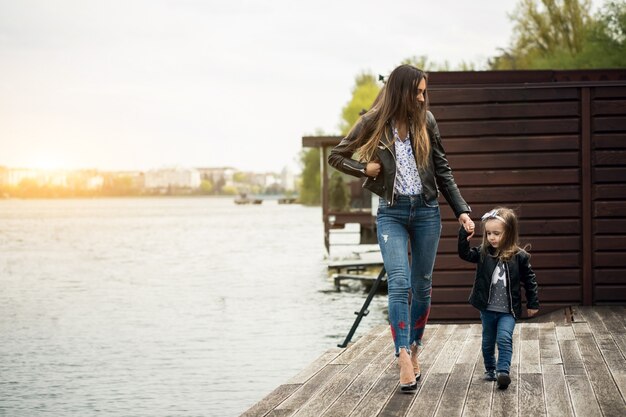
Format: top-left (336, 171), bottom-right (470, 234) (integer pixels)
top-left (302, 69), bottom-right (626, 320)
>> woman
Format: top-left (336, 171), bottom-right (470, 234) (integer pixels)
top-left (328, 64), bottom-right (474, 391)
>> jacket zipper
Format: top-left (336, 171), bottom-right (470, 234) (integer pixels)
top-left (388, 127), bottom-right (398, 206)
top-left (342, 161), bottom-right (365, 175)
top-left (505, 262), bottom-right (516, 318)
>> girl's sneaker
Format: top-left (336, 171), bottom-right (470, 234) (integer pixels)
top-left (497, 372), bottom-right (511, 389)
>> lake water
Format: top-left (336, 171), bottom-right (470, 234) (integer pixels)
top-left (0, 198), bottom-right (387, 417)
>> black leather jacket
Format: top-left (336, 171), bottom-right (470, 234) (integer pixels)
top-left (328, 111), bottom-right (471, 218)
top-left (458, 227), bottom-right (540, 318)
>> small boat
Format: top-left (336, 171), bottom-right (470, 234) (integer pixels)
top-left (234, 193), bottom-right (263, 205)
top-left (277, 197), bottom-right (298, 204)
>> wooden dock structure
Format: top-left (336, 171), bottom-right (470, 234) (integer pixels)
top-left (242, 306), bottom-right (626, 417)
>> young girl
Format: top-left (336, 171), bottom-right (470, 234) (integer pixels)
top-left (458, 207), bottom-right (539, 389)
top-left (329, 64), bottom-right (474, 392)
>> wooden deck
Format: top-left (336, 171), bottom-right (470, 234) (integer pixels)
top-left (242, 306), bottom-right (626, 417)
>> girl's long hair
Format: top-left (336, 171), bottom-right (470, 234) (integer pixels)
top-left (480, 207), bottom-right (528, 261)
top-left (348, 64), bottom-right (430, 167)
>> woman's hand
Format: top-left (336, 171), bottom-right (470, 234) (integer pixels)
top-left (458, 213), bottom-right (475, 239)
top-left (527, 309), bottom-right (539, 317)
top-left (365, 161), bottom-right (381, 177)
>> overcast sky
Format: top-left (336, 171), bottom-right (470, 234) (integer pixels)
top-left (0, 0), bottom-right (576, 173)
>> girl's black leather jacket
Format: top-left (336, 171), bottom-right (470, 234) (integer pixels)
top-left (328, 111), bottom-right (470, 218)
top-left (458, 227), bottom-right (540, 318)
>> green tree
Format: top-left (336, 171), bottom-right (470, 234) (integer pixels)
top-left (490, 0), bottom-right (626, 69)
top-left (299, 147), bottom-right (321, 205)
top-left (328, 171), bottom-right (349, 211)
top-left (339, 72), bottom-right (382, 135)
top-left (199, 179), bottom-right (213, 194)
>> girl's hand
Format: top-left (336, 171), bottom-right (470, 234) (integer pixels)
top-left (458, 213), bottom-right (475, 239)
top-left (365, 161), bottom-right (381, 177)
top-left (527, 309), bottom-right (539, 317)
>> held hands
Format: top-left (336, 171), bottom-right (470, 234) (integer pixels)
top-left (365, 161), bottom-right (381, 177)
top-left (527, 309), bottom-right (539, 318)
top-left (458, 213), bottom-right (475, 239)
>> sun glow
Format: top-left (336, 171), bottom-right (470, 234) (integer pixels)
top-left (25, 155), bottom-right (68, 171)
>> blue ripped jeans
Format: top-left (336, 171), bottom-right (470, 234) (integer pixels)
top-left (377, 195), bottom-right (441, 355)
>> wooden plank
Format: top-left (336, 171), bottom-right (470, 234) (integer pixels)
top-left (575, 307), bottom-right (611, 338)
top-left (439, 216), bottom-right (580, 239)
top-left (437, 236), bottom-right (580, 253)
top-left (582, 88), bottom-right (593, 307)
top-left (431, 101), bottom-right (580, 120)
top-left (572, 321), bottom-right (592, 335)
top-left (404, 373), bottom-right (448, 417)
top-left (429, 304), bottom-right (480, 320)
top-left (594, 253), bottom-right (626, 268)
top-left (594, 86), bottom-right (626, 99)
top-left (490, 326), bottom-right (521, 417)
top-left (576, 333), bottom-right (626, 417)
top-left (435, 253), bottom-right (580, 270)
top-left (447, 185), bottom-right (580, 203)
top-left (519, 373), bottom-right (546, 416)
top-left (452, 169), bottom-right (579, 186)
top-left (433, 363), bottom-right (474, 417)
top-left (291, 331), bottom-right (390, 417)
top-left (594, 183), bottom-right (626, 199)
top-left (331, 326), bottom-right (388, 365)
top-left (556, 326), bottom-right (575, 341)
top-left (241, 384), bottom-right (302, 417)
top-left (520, 324), bottom-right (541, 374)
top-left (276, 365), bottom-right (347, 416)
top-left (377, 326), bottom-right (455, 417)
top-left (559, 337), bottom-right (586, 376)
top-left (456, 324), bottom-right (483, 364)
top-left (565, 375), bottom-right (603, 417)
top-left (594, 201), bottom-right (626, 217)
top-left (429, 325), bottom-right (471, 374)
top-left (542, 364), bottom-right (575, 417)
top-left (604, 307), bottom-right (626, 333)
top-left (429, 269), bottom-right (579, 287)
top-left (592, 99), bottom-right (626, 115)
top-left (444, 135), bottom-right (579, 153)
top-left (594, 116), bottom-right (626, 132)
top-left (593, 219), bottom-right (626, 234)
top-left (594, 150), bottom-right (626, 166)
top-left (441, 118), bottom-right (579, 137)
top-left (594, 133), bottom-right (626, 149)
top-left (461, 360), bottom-right (493, 417)
top-left (594, 269), bottom-right (626, 285)
top-left (321, 338), bottom-right (394, 417)
top-left (593, 236), bottom-right (626, 251)
top-left (429, 87), bottom-right (579, 105)
top-left (440, 203), bottom-right (582, 221)
top-left (539, 323), bottom-right (561, 365)
top-left (432, 286), bottom-right (580, 304)
top-left (447, 153), bottom-right (579, 169)
top-left (594, 167), bottom-right (626, 182)
top-left (594, 285), bottom-right (626, 301)
top-left (287, 348), bottom-right (344, 384)
top-left (570, 306), bottom-right (584, 322)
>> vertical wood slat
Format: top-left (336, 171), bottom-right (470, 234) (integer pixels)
top-left (321, 147), bottom-right (329, 252)
top-left (582, 87), bottom-right (593, 305)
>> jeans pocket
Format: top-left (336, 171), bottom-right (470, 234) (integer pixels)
top-left (424, 198), bottom-right (439, 208)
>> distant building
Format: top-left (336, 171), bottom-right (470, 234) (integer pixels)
top-left (280, 166), bottom-right (296, 192)
top-left (196, 167), bottom-right (237, 192)
top-left (145, 167), bottom-right (201, 189)
top-left (2, 168), bottom-right (68, 187)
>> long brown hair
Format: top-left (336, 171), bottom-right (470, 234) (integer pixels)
top-left (480, 207), bottom-right (528, 261)
top-left (348, 64), bottom-right (430, 167)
